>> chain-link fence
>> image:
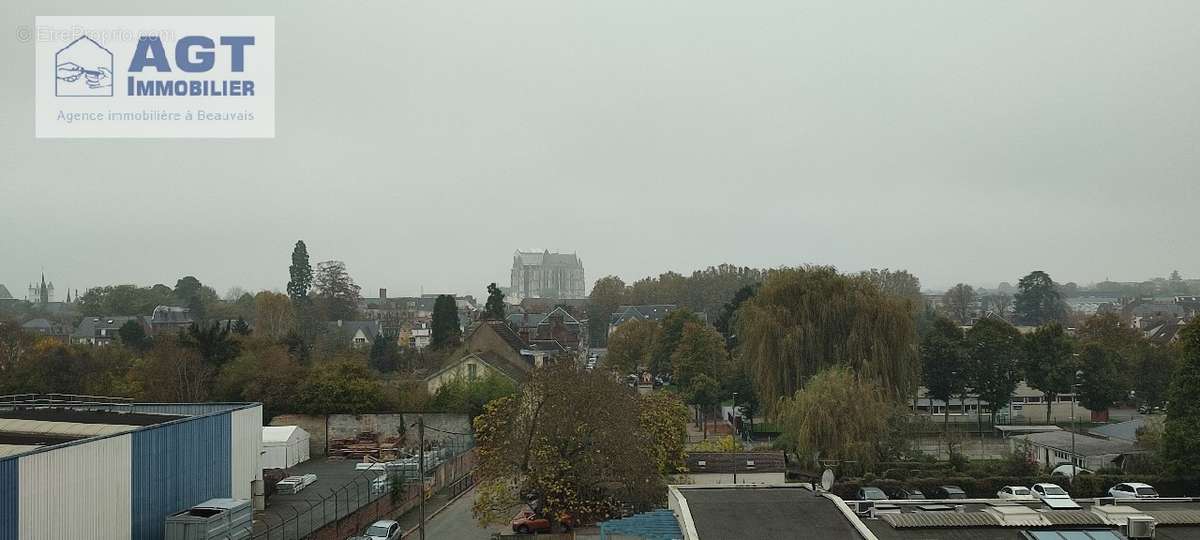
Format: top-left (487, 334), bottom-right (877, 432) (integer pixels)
top-left (246, 443), bottom-right (477, 540)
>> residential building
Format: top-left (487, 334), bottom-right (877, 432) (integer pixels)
top-left (0, 395), bottom-right (262, 540)
top-left (327, 320), bottom-right (382, 348)
top-left (507, 306), bottom-right (589, 357)
top-left (510, 250), bottom-right (586, 301)
top-left (423, 352), bottom-right (531, 394)
top-left (424, 319), bottom-right (574, 394)
top-left (149, 305), bottom-right (195, 335)
top-left (609, 304), bottom-right (707, 335)
top-left (405, 321), bottom-right (432, 350)
top-left (19, 318), bottom-right (70, 342)
top-left (71, 316), bottom-right (152, 346)
top-left (680, 452), bottom-right (787, 485)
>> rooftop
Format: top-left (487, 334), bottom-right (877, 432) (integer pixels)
top-left (1018, 431), bottom-right (1141, 457)
top-left (673, 484), bottom-right (863, 540)
top-left (855, 498), bottom-right (1200, 540)
top-left (685, 452), bottom-right (786, 474)
top-left (0, 394), bottom-right (254, 460)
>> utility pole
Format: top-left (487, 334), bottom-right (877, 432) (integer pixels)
top-left (732, 392), bottom-right (738, 485)
top-left (1071, 370), bottom-right (1083, 479)
top-left (418, 416), bottom-right (426, 540)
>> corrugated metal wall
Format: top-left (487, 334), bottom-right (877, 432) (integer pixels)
top-left (17, 434), bottom-right (133, 540)
top-left (230, 405), bottom-right (263, 499)
top-left (130, 413), bottom-right (232, 540)
top-left (0, 458), bottom-right (17, 540)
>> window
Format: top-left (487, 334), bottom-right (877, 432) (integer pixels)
top-left (467, 363), bottom-right (477, 380)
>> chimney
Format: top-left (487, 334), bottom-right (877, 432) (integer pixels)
top-left (379, 288), bottom-right (387, 300)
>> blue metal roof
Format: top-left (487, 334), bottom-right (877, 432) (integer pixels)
top-left (599, 509), bottom-right (683, 540)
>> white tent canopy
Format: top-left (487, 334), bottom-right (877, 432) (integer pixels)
top-left (262, 426), bottom-right (311, 470)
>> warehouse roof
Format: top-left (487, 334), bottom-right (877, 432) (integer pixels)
top-left (0, 395), bottom-right (259, 461)
top-left (672, 484), bottom-right (864, 540)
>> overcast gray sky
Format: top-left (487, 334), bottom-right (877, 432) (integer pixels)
top-left (2, 0), bottom-right (1198, 298)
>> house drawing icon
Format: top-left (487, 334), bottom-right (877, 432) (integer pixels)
top-left (55, 35), bottom-right (114, 97)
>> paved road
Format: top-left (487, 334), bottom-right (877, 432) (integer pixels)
top-left (414, 487), bottom-right (500, 540)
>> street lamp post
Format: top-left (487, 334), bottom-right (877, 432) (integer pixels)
top-left (1071, 370), bottom-right (1083, 478)
top-left (732, 392), bottom-right (738, 484)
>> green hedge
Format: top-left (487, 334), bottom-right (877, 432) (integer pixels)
top-left (834, 475), bottom-right (1198, 500)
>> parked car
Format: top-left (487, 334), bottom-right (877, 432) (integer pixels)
top-left (511, 510), bottom-right (574, 534)
top-left (1050, 464), bottom-right (1093, 478)
top-left (856, 487), bottom-right (889, 500)
top-left (363, 519), bottom-right (401, 540)
top-left (1108, 482), bottom-right (1159, 499)
top-left (997, 486), bottom-right (1034, 501)
top-left (1031, 483), bottom-right (1071, 501)
top-left (894, 488), bottom-right (926, 500)
top-left (930, 485), bottom-right (967, 499)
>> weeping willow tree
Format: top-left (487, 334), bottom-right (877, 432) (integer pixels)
top-left (737, 266), bottom-right (919, 408)
top-left (777, 365), bottom-right (893, 467)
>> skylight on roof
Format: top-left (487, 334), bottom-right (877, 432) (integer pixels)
top-left (1024, 530), bottom-right (1124, 540)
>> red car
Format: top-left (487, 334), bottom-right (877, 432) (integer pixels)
top-left (510, 509), bottom-right (574, 534)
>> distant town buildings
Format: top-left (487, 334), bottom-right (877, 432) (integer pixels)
top-left (510, 250), bottom-right (586, 301)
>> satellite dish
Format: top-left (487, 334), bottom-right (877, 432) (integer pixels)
top-left (821, 469), bottom-right (835, 491)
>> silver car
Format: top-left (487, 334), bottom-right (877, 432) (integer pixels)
top-left (363, 519), bottom-right (402, 540)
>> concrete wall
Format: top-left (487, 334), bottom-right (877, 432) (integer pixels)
top-left (678, 472), bottom-right (786, 485)
top-left (269, 413), bottom-right (471, 457)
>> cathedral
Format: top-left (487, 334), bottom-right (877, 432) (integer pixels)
top-left (26, 273), bottom-right (74, 305)
top-left (510, 250), bottom-right (586, 301)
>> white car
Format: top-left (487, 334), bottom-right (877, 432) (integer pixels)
top-left (363, 519), bottom-right (402, 540)
top-left (1108, 482), bottom-right (1159, 499)
top-left (1031, 483), bottom-right (1071, 500)
top-left (997, 486), bottom-right (1035, 500)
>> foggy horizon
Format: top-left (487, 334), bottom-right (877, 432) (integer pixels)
top-left (4, 0), bottom-right (1198, 297)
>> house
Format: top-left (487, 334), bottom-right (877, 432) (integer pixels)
top-left (149, 305), bottom-right (194, 335)
top-left (71, 316), bottom-right (152, 345)
top-left (0, 284), bottom-right (16, 307)
top-left (406, 321), bottom-right (432, 350)
top-left (423, 320), bottom-right (552, 394)
top-left (327, 320), bottom-right (382, 348)
top-left (424, 352), bottom-right (531, 394)
top-left (1144, 318), bottom-right (1186, 346)
top-left (609, 304), bottom-right (690, 335)
top-left (507, 306), bottom-right (589, 357)
top-left (19, 319), bottom-right (70, 342)
top-left (681, 452), bottom-right (786, 485)
top-left (1014, 430), bottom-right (1144, 471)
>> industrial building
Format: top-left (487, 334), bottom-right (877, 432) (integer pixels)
top-left (0, 395), bottom-right (262, 540)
